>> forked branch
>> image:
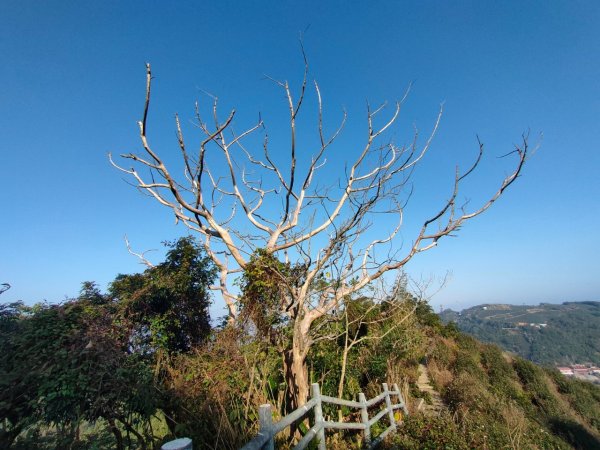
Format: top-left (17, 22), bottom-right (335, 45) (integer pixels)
top-left (113, 62), bottom-right (529, 328)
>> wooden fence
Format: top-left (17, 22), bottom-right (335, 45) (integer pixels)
top-left (240, 382), bottom-right (408, 450)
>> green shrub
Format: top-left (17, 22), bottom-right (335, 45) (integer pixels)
top-left (513, 359), bottom-right (562, 419)
top-left (385, 413), bottom-right (470, 450)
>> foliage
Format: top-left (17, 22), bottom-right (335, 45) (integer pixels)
top-left (386, 412), bottom-right (483, 450)
top-left (424, 325), bottom-right (600, 449)
top-left (155, 328), bottom-right (281, 449)
top-left (3, 253), bottom-right (600, 449)
top-left (547, 369), bottom-right (600, 433)
top-left (237, 249), bottom-right (302, 343)
top-left (0, 299), bottom-right (157, 449)
top-left (1, 236), bottom-right (216, 449)
top-left (110, 236), bottom-right (216, 354)
top-left (79, 281), bottom-right (107, 305)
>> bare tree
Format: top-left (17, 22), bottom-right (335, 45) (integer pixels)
top-left (110, 61), bottom-right (528, 410)
top-left (334, 277), bottom-right (440, 404)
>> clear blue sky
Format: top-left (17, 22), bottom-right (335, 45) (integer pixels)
top-left (1, 1), bottom-right (599, 315)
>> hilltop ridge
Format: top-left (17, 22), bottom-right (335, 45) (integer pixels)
top-left (439, 301), bottom-right (600, 367)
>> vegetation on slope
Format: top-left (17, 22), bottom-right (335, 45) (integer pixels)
top-left (389, 330), bottom-right (600, 449)
top-left (1, 238), bottom-right (599, 449)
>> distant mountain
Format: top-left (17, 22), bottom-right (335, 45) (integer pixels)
top-left (439, 301), bottom-right (600, 366)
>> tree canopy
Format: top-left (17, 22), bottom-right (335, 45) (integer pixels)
top-left (110, 236), bottom-right (216, 353)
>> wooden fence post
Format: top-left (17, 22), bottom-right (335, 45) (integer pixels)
top-left (358, 392), bottom-right (370, 445)
top-left (259, 404), bottom-right (274, 450)
top-left (311, 383), bottom-right (326, 450)
top-left (382, 383), bottom-right (397, 432)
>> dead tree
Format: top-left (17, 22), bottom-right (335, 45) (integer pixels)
top-left (110, 62), bottom-right (528, 410)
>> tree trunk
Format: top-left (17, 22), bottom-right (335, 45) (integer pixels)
top-left (338, 326), bottom-right (350, 401)
top-left (337, 342), bottom-right (350, 421)
top-left (107, 418), bottom-right (124, 450)
top-left (284, 343), bottom-right (309, 412)
top-left (283, 318), bottom-right (311, 412)
top-left (120, 418), bottom-right (148, 450)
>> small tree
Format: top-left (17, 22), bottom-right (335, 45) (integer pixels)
top-left (111, 61), bottom-right (528, 409)
top-left (110, 236), bottom-right (216, 354)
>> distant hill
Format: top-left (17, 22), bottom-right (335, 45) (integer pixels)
top-left (439, 301), bottom-right (600, 366)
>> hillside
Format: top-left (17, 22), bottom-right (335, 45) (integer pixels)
top-left (3, 279), bottom-right (600, 449)
top-left (388, 326), bottom-right (600, 449)
top-left (439, 301), bottom-right (600, 367)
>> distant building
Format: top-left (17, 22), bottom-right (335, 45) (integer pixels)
top-left (518, 323), bottom-right (548, 329)
top-left (558, 367), bottom-right (574, 376)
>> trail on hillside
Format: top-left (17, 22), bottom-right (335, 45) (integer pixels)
top-left (416, 363), bottom-right (445, 415)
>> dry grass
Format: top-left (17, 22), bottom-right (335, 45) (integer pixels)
top-left (427, 359), bottom-right (454, 390)
top-left (500, 401), bottom-right (527, 450)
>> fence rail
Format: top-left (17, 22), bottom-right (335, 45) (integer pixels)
top-left (241, 382), bottom-right (408, 450)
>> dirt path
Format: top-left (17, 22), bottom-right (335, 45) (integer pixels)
top-left (416, 364), bottom-right (445, 415)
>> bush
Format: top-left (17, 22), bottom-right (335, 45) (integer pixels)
top-left (0, 301), bottom-right (157, 449)
top-left (385, 413), bottom-right (470, 450)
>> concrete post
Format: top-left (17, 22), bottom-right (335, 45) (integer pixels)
top-left (383, 383), bottom-right (397, 431)
top-left (161, 437), bottom-right (192, 450)
top-left (311, 383), bottom-right (326, 450)
top-left (358, 392), bottom-right (370, 445)
top-left (259, 403), bottom-right (274, 450)
top-left (393, 382), bottom-right (408, 416)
